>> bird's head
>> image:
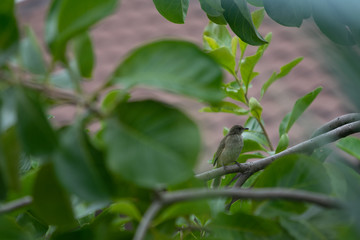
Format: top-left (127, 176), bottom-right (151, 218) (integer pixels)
top-left (228, 125), bottom-right (248, 135)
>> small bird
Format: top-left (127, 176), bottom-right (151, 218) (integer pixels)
top-left (212, 125), bottom-right (248, 187)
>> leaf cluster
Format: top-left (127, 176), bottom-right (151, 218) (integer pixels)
top-left (0, 0), bottom-right (359, 240)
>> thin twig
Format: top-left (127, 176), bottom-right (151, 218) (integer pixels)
top-left (196, 120), bottom-right (360, 181)
top-left (0, 196), bottom-right (33, 214)
top-left (257, 118), bottom-right (274, 151)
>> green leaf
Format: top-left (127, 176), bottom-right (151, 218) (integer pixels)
top-left (0, 0), bottom-right (19, 66)
top-left (261, 57), bottom-right (303, 99)
top-left (15, 88), bottom-right (58, 155)
top-left (207, 47), bottom-right (236, 74)
top-left (103, 100), bottom-right (200, 188)
top-left (223, 82), bottom-right (247, 104)
top-left (254, 154), bottom-right (331, 194)
top-left (336, 136), bottom-right (360, 160)
top-left (0, 215), bottom-right (31, 240)
top-left (221, 0), bottom-right (267, 46)
top-left (240, 33), bottom-right (272, 89)
top-left (73, 32), bottom-right (95, 78)
top-left (203, 21), bottom-right (232, 50)
top-left (109, 200), bottom-right (142, 221)
top-left (50, 69), bottom-right (76, 89)
top-left (242, 137), bottom-right (268, 153)
top-left (252, 8), bottom-right (265, 29)
top-left (279, 217), bottom-right (326, 240)
top-left (53, 120), bottom-right (112, 202)
top-left (45, 0), bottom-right (117, 60)
top-left (249, 97), bottom-right (262, 120)
top-left (32, 164), bottom-right (77, 227)
top-left (263, 0), bottom-right (311, 27)
top-left (210, 212), bottom-right (282, 238)
top-left (101, 89), bottom-right (130, 113)
top-left (199, 0), bottom-right (224, 17)
top-left (279, 87), bottom-right (322, 136)
top-left (0, 127), bottom-right (20, 192)
top-left (19, 27), bottom-right (47, 75)
top-left (154, 200), bottom-right (210, 226)
top-left (153, 0), bottom-right (189, 24)
top-left (110, 40), bottom-right (224, 103)
top-left (275, 133), bottom-right (289, 153)
top-left (0, 87), bottom-right (16, 134)
top-left (247, 0), bottom-right (263, 7)
top-left (238, 152), bottom-right (265, 163)
top-left (200, 101), bottom-right (249, 115)
top-left (312, 0), bottom-right (354, 45)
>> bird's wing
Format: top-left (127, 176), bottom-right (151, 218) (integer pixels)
top-left (213, 138), bottom-right (226, 166)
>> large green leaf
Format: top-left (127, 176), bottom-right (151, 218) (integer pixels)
top-left (0, 215), bottom-right (30, 240)
top-left (203, 21), bottom-right (232, 50)
top-left (19, 27), bottom-right (47, 75)
top-left (279, 87), bottom-right (322, 136)
top-left (15, 89), bottom-right (58, 155)
top-left (110, 40), bottom-right (224, 103)
top-left (221, 0), bottom-right (267, 46)
top-left (336, 136), bottom-right (360, 160)
top-left (53, 121), bottom-right (112, 202)
top-left (153, 0), bottom-right (189, 24)
top-left (103, 100), bottom-right (200, 188)
top-left (254, 154), bottom-right (331, 194)
top-left (32, 164), bottom-right (77, 227)
top-left (0, 0), bottom-right (19, 66)
top-left (312, 0), bottom-right (355, 45)
top-left (263, 0), bottom-right (311, 27)
top-left (0, 127), bottom-right (20, 194)
top-left (210, 212), bottom-right (283, 238)
top-left (45, 0), bottom-right (117, 60)
top-left (199, 0), bottom-right (226, 24)
top-left (73, 32), bottom-right (95, 78)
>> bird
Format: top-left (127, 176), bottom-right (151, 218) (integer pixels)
top-left (212, 125), bottom-right (248, 187)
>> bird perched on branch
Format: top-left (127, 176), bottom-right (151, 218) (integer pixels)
top-left (212, 125), bottom-right (248, 188)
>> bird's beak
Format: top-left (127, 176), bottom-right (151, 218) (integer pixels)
top-left (244, 128), bottom-right (249, 131)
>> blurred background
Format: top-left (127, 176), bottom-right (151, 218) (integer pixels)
top-left (16, 0), bottom-right (353, 171)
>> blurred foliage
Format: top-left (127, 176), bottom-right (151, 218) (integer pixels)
top-left (0, 0), bottom-right (359, 239)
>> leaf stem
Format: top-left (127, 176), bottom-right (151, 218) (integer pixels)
top-left (257, 118), bottom-right (274, 151)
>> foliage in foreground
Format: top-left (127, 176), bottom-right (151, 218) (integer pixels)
top-left (1, 0), bottom-right (360, 239)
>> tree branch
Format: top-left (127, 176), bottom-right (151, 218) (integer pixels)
top-left (311, 113), bottom-right (360, 138)
top-left (196, 119), bottom-right (360, 181)
top-left (133, 187), bottom-right (341, 240)
top-left (0, 196), bottom-right (33, 214)
top-left (161, 188), bottom-right (341, 208)
top-left (134, 201), bottom-right (163, 240)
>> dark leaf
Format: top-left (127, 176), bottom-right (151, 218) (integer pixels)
top-left (45, 0), bottom-right (117, 60)
top-left (53, 120), bottom-right (112, 202)
top-left (73, 32), bottom-right (95, 78)
top-left (104, 100), bottom-right (200, 188)
top-left (32, 163), bottom-right (77, 227)
top-left (153, 0), bottom-right (189, 24)
top-left (0, 0), bottom-right (19, 66)
top-left (221, 0), bottom-right (267, 45)
top-left (15, 88), bottom-right (57, 155)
